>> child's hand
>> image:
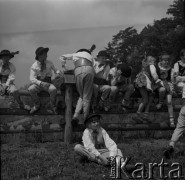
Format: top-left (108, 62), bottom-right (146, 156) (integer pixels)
top-left (176, 76), bottom-right (182, 82)
top-left (98, 155), bottom-right (108, 165)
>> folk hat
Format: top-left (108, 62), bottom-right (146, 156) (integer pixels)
top-left (35, 47), bottom-right (49, 60)
top-left (76, 49), bottom-right (91, 54)
top-left (84, 114), bottom-right (102, 126)
top-left (97, 50), bottom-right (109, 58)
top-left (117, 62), bottom-right (132, 78)
top-left (0, 50), bottom-right (18, 59)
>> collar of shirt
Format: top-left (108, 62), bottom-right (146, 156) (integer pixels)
top-left (179, 60), bottom-right (185, 67)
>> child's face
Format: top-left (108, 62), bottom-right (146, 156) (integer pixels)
top-left (37, 52), bottom-right (47, 63)
top-left (160, 55), bottom-right (170, 67)
top-left (2, 55), bottom-right (12, 64)
top-left (98, 56), bottom-right (106, 64)
top-left (181, 52), bottom-right (185, 63)
top-left (88, 118), bottom-right (100, 131)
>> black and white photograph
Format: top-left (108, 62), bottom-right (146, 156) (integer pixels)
top-left (0, 0), bottom-right (185, 179)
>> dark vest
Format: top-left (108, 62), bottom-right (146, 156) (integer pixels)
top-left (178, 62), bottom-right (185, 76)
top-left (156, 64), bottom-right (171, 81)
top-left (0, 75), bottom-right (9, 83)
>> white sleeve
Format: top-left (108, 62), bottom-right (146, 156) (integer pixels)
top-left (102, 129), bottom-right (118, 157)
top-left (6, 64), bottom-right (16, 86)
top-left (30, 66), bottom-right (41, 86)
top-left (150, 64), bottom-right (160, 82)
top-left (173, 63), bottom-right (179, 74)
top-left (82, 129), bottom-right (100, 157)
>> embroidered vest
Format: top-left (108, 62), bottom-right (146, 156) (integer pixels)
top-left (178, 62), bottom-right (185, 76)
top-left (156, 65), bottom-right (171, 81)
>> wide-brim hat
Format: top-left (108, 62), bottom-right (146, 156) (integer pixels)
top-left (84, 114), bottom-right (102, 126)
top-left (97, 50), bottom-right (109, 58)
top-left (76, 49), bottom-right (91, 55)
top-left (0, 50), bottom-right (17, 59)
top-left (35, 47), bottom-right (49, 60)
top-left (117, 63), bottom-right (132, 78)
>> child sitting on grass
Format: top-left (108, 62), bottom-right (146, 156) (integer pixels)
top-left (74, 114), bottom-right (136, 173)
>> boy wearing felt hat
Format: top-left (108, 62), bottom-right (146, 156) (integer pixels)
top-left (28, 47), bottom-right (63, 114)
top-left (108, 61), bottom-right (135, 109)
top-left (74, 114), bottom-right (136, 173)
top-left (0, 49), bottom-right (28, 109)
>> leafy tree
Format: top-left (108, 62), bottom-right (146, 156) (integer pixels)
top-left (167, 0), bottom-right (185, 25)
top-left (105, 27), bottom-right (142, 64)
top-left (105, 0), bottom-right (185, 71)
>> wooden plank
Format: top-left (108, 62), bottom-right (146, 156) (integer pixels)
top-left (64, 84), bottom-right (73, 144)
top-left (0, 123), bottom-right (175, 134)
top-left (0, 108), bottom-right (65, 115)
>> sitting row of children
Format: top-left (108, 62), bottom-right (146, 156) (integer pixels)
top-left (92, 49), bottom-right (185, 128)
top-left (1, 46), bottom-right (185, 127)
top-left (0, 47), bottom-right (64, 114)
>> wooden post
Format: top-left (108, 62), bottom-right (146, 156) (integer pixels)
top-left (64, 84), bottom-right (73, 144)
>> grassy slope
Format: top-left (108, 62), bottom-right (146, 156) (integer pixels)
top-left (1, 139), bottom-right (185, 180)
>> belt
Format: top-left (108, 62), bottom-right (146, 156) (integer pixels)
top-left (74, 58), bottom-right (92, 68)
top-left (37, 76), bottom-right (52, 83)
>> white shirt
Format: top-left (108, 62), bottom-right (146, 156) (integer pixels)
top-left (0, 60), bottom-right (16, 86)
top-left (82, 127), bottom-right (118, 157)
top-left (30, 60), bottom-right (60, 86)
top-left (173, 60), bottom-right (185, 82)
top-left (109, 67), bottom-right (130, 86)
top-left (59, 51), bottom-right (94, 69)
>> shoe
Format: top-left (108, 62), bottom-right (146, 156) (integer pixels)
top-left (30, 105), bottom-right (40, 114)
top-left (163, 146), bottom-right (174, 159)
top-left (71, 117), bottom-right (79, 128)
top-left (156, 103), bottom-right (163, 110)
top-left (51, 106), bottom-right (58, 114)
top-left (170, 121), bottom-right (175, 128)
top-left (19, 103), bottom-right (31, 111)
top-left (121, 99), bottom-right (130, 108)
top-left (99, 99), bottom-right (111, 112)
top-left (169, 118), bottom-right (175, 128)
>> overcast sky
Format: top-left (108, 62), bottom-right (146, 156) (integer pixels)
top-left (0, 0), bottom-right (173, 88)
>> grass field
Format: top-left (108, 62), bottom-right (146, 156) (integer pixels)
top-left (1, 138), bottom-right (185, 180)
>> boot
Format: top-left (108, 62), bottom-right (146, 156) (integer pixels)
top-left (163, 146), bottom-right (174, 159)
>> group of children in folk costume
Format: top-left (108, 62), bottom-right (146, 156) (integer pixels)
top-left (0, 47), bottom-right (63, 114)
top-left (1, 47), bottom-right (185, 167)
top-left (133, 54), bottom-right (175, 127)
top-left (1, 48), bottom-right (185, 124)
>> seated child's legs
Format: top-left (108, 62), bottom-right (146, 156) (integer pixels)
top-left (121, 84), bottom-right (135, 107)
top-left (74, 144), bottom-right (96, 161)
top-left (166, 94), bottom-right (175, 127)
top-left (109, 86), bottom-right (118, 102)
top-left (28, 84), bottom-right (42, 107)
top-left (99, 85), bottom-right (111, 101)
top-left (122, 84), bottom-right (135, 101)
top-left (158, 86), bottom-right (166, 104)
